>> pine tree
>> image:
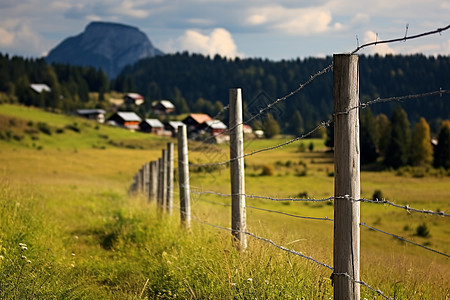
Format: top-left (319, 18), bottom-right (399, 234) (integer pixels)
top-left (360, 108), bottom-right (378, 164)
top-left (289, 110), bottom-right (304, 136)
top-left (385, 106), bottom-right (410, 169)
top-left (263, 113), bottom-right (280, 138)
top-left (376, 114), bottom-right (391, 157)
top-left (433, 120), bottom-right (450, 169)
top-left (410, 117), bottom-right (433, 166)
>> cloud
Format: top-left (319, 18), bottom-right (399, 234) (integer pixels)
top-left (0, 27), bottom-right (15, 46)
top-left (0, 20), bottom-right (44, 55)
top-left (246, 5), bottom-right (341, 35)
top-left (64, 0), bottom-right (150, 20)
top-left (169, 28), bottom-right (243, 58)
top-left (362, 30), bottom-right (395, 56)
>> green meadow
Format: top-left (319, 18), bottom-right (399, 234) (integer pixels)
top-left (0, 104), bottom-right (448, 299)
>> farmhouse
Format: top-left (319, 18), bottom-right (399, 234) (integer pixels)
top-left (165, 120), bottom-right (185, 137)
top-left (30, 83), bottom-right (51, 94)
top-left (107, 111), bottom-right (142, 130)
top-left (202, 120), bottom-right (227, 136)
top-left (123, 93), bottom-right (144, 106)
top-left (182, 113), bottom-right (213, 134)
top-left (152, 100), bottom-right (175, 115)
top-left (76, 109), bottom-right (106, 123)
top-left (139, 118), bottom-right (164, 134)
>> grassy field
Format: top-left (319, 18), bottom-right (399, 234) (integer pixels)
top-left (0, 104), bottom-right (449, 299)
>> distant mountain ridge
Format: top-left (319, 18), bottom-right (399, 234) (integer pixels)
top-left (46, 21), bottom-right (163, 78)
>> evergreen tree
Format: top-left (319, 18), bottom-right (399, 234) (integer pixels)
top-left (360, 108), bottom-right (378, 164)
top-left (433, 120), bottom-right (450, 169)
top-left (385, 106), bottom-right (410, 168)
top-left (263, 113), bottom-right (280, 138)
top-left (410, 117), bottom-right (433, 166)
top-left (289, 110), bottom-right (304, 136)
top-left (376, 113), bottom-right (391, 157)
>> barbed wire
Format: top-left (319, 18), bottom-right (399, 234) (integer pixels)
top-left (351, 24), bottom-right (450, 54)
top-left (193, 195), bottom-right (334, 222)
top-left (189, 120), bottom-right (331, 168)
top-left (189, 214), bottom-right (389, 299)
top-left (360, 223), bottom-right (450, 258)
top-left (190, 189), bottom-right (447, 217)
top-left (336, 89), bottom-right (450, 116)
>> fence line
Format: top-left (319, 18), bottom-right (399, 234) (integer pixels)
top-left (128, 35), bottom-right (449, 298)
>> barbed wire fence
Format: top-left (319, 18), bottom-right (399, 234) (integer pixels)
top-left (128, 24), bottom-right (450, 300)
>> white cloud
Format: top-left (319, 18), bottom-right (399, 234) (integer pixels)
top-left (0, 27), bottom-right (15, 46)
top-left (170, 28), bottom-right (243, 58)
top-left (362, 30), bottom-right (395, 56)
top-left (246, 5), bottom-right (341, 36)
top-left (0, 20), bottom-right (44, 55)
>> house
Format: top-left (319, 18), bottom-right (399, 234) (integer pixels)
top-left (165, 121), bottom-right (185, 137)
top-left (107, 111), bottom-right (142, 130)
top-left (76, 109), bottom-right (106, 123)
top-left (182, 113), bottom-right (213, 134)
top-left (202, 120), bottom-right (227, 136)
top-left (243, 124), bottom-right (253, 134)
top-left (140, 119), bottom-right (164, 134)
top-left (152, 100), bottom-right (175, 115)
top-left (123, 93), bottom-right (144, 106)
top-left (30, 83), bottom-right (51, 94)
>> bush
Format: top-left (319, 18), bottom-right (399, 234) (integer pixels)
top-left (37, 122), bottom-right (51, 135)
top-left (260, 164), bottom-right (274, 176)
top-left (415, 223), bottom-right (431, 238)
top-left (372, 190), bottom-right (384, 201)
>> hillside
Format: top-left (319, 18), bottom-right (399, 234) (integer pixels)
top-left (0, 104), bottom-right (448, 299)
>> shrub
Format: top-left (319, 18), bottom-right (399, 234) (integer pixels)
top-left (415, 223), bottom-right (431, 238)
top-left (372, 190), bottom-right (384, 201)
top-left (37, 122), bottom-right (51, 135)
top-left (260, 164), bottom-right (274, 176)
top-left (308, 142), bottom-right (314, 152)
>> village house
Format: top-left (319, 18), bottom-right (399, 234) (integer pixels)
top-left (30, 83), bottom-right (51, 94)
top-left (139, 119), bottom-right (164, 134)
top-left (107, 111), bottom-right (142, 130)
top-left (152, 100), bottom-right (175, 115)
top-left (165, 120), bottom-right (185, 137)
top-left (76, 109), bottom-right (106, 123)
top-left (123, 93), bottom-right (144, 106)
top-left (182, 113), bottom-right (213, 135)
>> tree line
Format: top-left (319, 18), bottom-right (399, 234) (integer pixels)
top-left (0, 53), bottom-right (109, 111)
top-left (326, 106), bottom-right (450, 169)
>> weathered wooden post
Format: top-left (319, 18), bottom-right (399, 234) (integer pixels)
top-left (161, 149), bottom-right (168, 210)
top-left (138, 167), bottom-right (144, 194)
top-left (143, 162), bottom-right (150, 197)
top-left (333, 54), bottom-right (360, 300)
top-left (177, 125), bottom-right (191, 228)
top-left (157, 157), bottom-right (163, 208)
top-left (229, 88), bottom-right (247, 250)
top-left (166, 143), bottom-right (174, 214)
top-left (149, 160), bottom-right (158, 202)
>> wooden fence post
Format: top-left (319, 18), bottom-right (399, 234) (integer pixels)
top-left (138, 167), bottom-right (143, 193)
top-left (229, 88), bottom-right (247, 250)
top-left (149, 160), bottom-right (158, 202)
top-left (143, 162), bottom-right (150, 197)
top-left (166, 143), bottom-right (174, 214)
top-left (177, 125), bottom-right (191, 228)
top-left (161, 149), bottom-right (168, 210)
top-left (333, 54), bottom-right (360, 300)
top-left (157, 157), bottom-right (163, 208)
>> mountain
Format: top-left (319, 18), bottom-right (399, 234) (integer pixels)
top-left (46, 21), bottom-right (163, 78)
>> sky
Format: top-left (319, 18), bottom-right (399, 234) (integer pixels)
top-left (1, 0), bottom-right (450, 61)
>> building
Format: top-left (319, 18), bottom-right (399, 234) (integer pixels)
top-left (30, 83), bottom-right (51, 94)
top-left (107, 111), bottom-right (142, 130)
top-left (165, 121), bottom-right (185, 137)
top-left (152, 100), bottom-right (175, 115)
top-left (182, 113), bottom-right (213, 134)
top-left (123, 93), bottom-right (144, 106)
top-left (76, 109), bottom-right (106, 123)
top-left (139, 119), bottom-right (164, 134)
top-left (243, 124), bottom-right (253, 135)
top-left (202, 120), bottom-right (227, 136)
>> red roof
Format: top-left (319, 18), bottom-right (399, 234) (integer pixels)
top-left (189, 113), bottom-right (212, 124)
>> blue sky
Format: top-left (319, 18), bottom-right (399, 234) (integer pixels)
top-left (1, 0), bottom-right (449, 60)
